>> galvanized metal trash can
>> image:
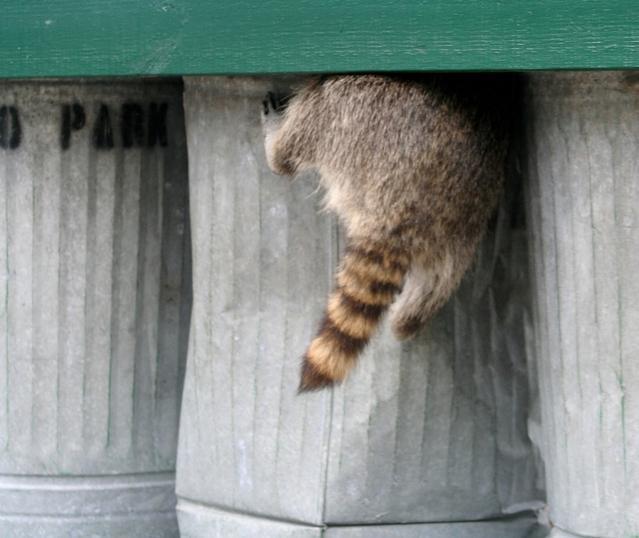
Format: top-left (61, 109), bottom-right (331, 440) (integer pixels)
top-left (526, 72), bottom-right (639, 538)
top-left (176, 76), bottom-right (545, 537)
top-left (0, 79), bottom-right (191, 537)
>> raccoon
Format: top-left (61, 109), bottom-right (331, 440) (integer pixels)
top-left (261, 74), bottom-right (514, 392)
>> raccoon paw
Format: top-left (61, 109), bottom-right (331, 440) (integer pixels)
top-left (261, 91), bottom-right (288, 118)
top-left (261, 92), bottom-right (283, 136)
top-left (261, 92), bottom-right (276, 116)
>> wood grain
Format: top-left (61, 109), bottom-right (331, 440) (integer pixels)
top-left (1, 1), bottom-right (638, 78)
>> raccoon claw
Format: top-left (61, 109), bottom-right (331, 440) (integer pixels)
top-left (262, 91), bottom-right (289, 116)
top-left (261, 92), bottom-right (274, 116)
top-left (261, 99), bottom-right (271, 116)
top-left (261, 92), bottom-right (281, 130)
top-left (269, 91), bottom-right (280, 110)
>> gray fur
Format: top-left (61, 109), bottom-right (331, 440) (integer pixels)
top-left (262, 73), bottom-right (513, 341)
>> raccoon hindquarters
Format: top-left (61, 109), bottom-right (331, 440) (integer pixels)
top-left (299, 242), bottom-right (410, 392)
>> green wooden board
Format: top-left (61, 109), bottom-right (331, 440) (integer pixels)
top-left (1, 1), bottom-right (638, 78)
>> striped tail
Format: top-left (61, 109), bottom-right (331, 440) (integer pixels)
top-left (299, 242), bottom-right (410, 392)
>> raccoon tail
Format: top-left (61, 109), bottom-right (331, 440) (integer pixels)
top-left (299, 242), bottom-right (410, 392)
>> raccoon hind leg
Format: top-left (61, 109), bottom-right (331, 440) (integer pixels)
top-left (390, 251), bottom-right (469, 340)
top-left (261, 90), bottom-right (316, 177)
top-left (389, 262), bottom-right (436, 340)
top-left (261, 92), bottom-right (296, 175)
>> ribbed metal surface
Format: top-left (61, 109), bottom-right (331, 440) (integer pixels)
top-left (526, 72), bottom-right (639, 537)
top-left (0, 79), bottom-right (190, 536)
top-left (325, 517), bottom-right (547, 537)
top-left (177, 76), bottom-right (543, 535)
top-left (547, 530), bottom-right (587, 538)
top-left (324, 218), bottom-right (541, 523)
top-left (0, 473), bottom-right (179, 538)
top-left (177, 77), bottom-right (334, 525)
top-left (177, 501), bottom-right (323, 538)
top-left (177, 500), bottom-right (545, 538)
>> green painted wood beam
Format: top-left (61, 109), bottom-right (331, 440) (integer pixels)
top-left (1, 1), bottom-right (638, 78)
